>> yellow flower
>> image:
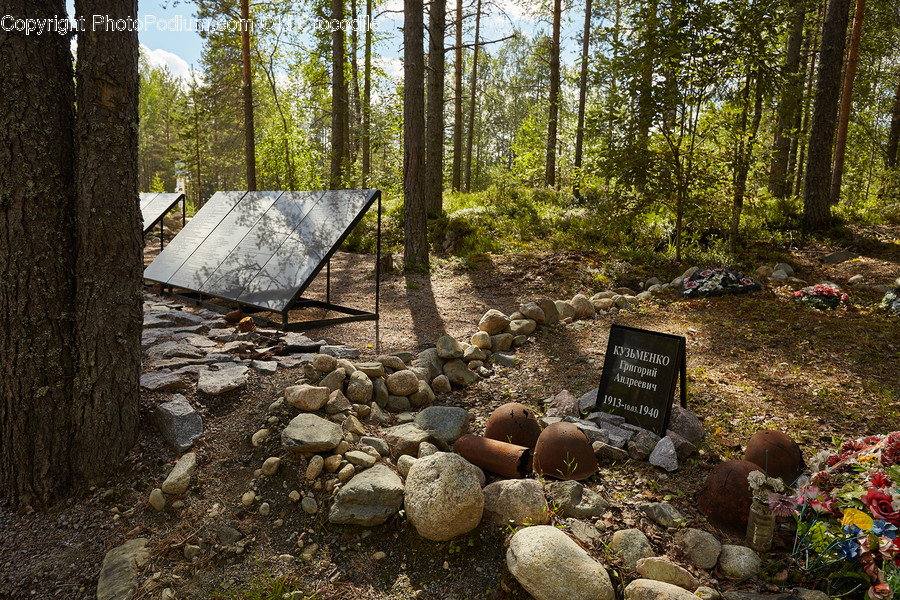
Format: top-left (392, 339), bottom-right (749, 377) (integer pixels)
top-left (841, 508), bottom-right (874, 532)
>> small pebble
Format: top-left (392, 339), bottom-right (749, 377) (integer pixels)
top-left (372, 551), bottom-right (387, 561)
top-left (171, 500), bottom-right (184, 510)
top-left (259, 502), bottom-right (270, 516)
top-left (261, 456), bottom-right (281, 476)
top-left (251, 428), bottom-right (269, 447)
top-left (241, 491), bottom-right (256, 506)
top-left (184, 544), bottom-right (201, 560)
top-left (288, 490), bottom-right (301, 502)
top-left (301, 497), bottom-right (318, 515)
top-left (148, 488), bottom-right (166, 512)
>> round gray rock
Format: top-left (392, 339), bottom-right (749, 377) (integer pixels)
top-left (405, 453), bottom-right (484, 541)
top-left (611, 528), bottom-right (654, 570)
top-left (507, 525), bottom-right (615, 600)
top-left (414, 406), bottom-right (470, 445)
top-left (281, 414), bottom-right (342, 452)
top-left (478, 309), bottom-right (510, 335)
top-left (624, 579), bottom-right (698, 600)
top-left (571, 294), bottom-right (595, 319)
top-left (718, 544), bottom-right (762, 579)
top-left (435, 335), bottom-right (464, 359)
top-left (346, 371), bottom-right (373, 403)
top-left (675, 527), bottom-right (721, 570)
top-left (483, 479), bottom-right (549, 526)
top-left (386, 370), bottom-right (419, 396)
top-left (636, 557), bottom-right (699, 590)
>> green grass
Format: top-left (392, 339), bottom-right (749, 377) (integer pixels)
top-left (209, 569), bottom-right (314, 600)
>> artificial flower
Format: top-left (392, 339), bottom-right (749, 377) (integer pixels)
top-left (862, 488), bottom-right (900, 526)
top-left (872, 519), bottom-right (899, 540)
top-left (870, 472), bottom-right (892, 489)
top-left (843, 507), bottom-right (875, 532)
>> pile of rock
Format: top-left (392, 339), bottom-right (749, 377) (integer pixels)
top-left (882, 278), bottom-right (900, 315)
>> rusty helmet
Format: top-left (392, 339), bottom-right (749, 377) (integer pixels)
top-left (744, 430), bottom-right (805, 484)
top-left (533, 422), bottom-right (598, 481)
top-left (697, 459), bottom-right (760, 532)
top-left (484, 402), bottom-right (542, 449)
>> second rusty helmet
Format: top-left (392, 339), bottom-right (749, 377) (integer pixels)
top-left (484, 402), bottom-right (542, 449)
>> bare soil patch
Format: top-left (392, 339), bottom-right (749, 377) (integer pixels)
top-left (2, 228), bottom-right (899, 600)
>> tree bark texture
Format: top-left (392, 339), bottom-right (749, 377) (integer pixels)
top-left (793, 3), bottom-right (823, 198)
top-left (404, 0), bottom-right (429, 267)
top-left (426, 0), bottom-right (446, 215)
top-left (331, 0), bottom-right (348, 189)
top-left (545, 0), bottom-right (562, 187)
top-left (73, 0), bottom-right (143, 486)
top-left (363, 0), bottom-right (373, 185)
top-left (768, 0), bottom-right (806, 198)
top-left (573, 0), bottom-right (593, 199)
top-left (802, 0), bottom-right (852, 231)
top-left (451, 0), bottom-right (463, 191)
top-left (464, 0), bottom-right (481, 192)
top-left (887, 71), bottom-right (900, 170)
top-left (0, 0), bottom-right (78, 507)
top-left (0, 0), bottom-right (142, 506)
top-left (731, 69), bottom-right (765, 252)
top-left (351, 0), bottom-right (362, 175)
top-left (240, 0), bottom-right (257, 191)
top-left (829, 0), bottom-right (865, 205)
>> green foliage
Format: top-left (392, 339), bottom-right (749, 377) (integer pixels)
top-left (209, 569), bottom-right (313, 600)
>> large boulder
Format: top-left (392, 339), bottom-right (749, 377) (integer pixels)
top-left (507, 525), bottom-right (615, 600)
top-left (483, 479), bottom-right (549, 526)
top-left (570, 294), bottom-right (596, 319)
top-left (328, 465), bottom-right (404, 526)
top-left (405, 453), bottom-right (484, 541)
top-left (443, 359), bottom-right (478, 387)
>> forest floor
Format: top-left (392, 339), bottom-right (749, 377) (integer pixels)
top-left (1, 225), bottom-right (899, 600)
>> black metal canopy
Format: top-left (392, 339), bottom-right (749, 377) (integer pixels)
top-left (143, 189), bottom-right (381, 332)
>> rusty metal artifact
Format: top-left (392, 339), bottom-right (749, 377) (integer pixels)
top-left (744, 429), bottom-right (805, 484)
top-left (484, 402), bottom-right (542, 449)
top-left (454, 434), bottom-right (532, 478)
top-left (532, 422), bottom-right (597, 481)
top-left (697, 459), bottom-right (759, 532)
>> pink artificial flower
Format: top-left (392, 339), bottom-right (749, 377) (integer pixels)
top-left (793, 290), bottom-right (804, 297)
top-left (841, 293), bottom-right (849, 302)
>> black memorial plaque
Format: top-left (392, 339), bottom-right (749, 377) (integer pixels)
top-left (144, 189), bottom-right (380, 319)
top-left (596, 325), bottom-right (686, 436)
top-left (139, 192), bottom-right (185, 234)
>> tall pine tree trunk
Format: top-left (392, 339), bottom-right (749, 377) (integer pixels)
top-left (887, 71), bottom-right (900, 170)
top-left (545, 0), bottom-right (562, 187)
top-left (1, 0), bottom-right (141, 507)
top-left (404, 0), bottom-right (429, 267)
top-left (363, 0), bottom-right (373, 186)
top-left (829, 0), bottom-right (866, 205)
top-left (464, 0), bottom-right (481, 192)
top-left (793, 2), bottom-right (823, 197)
top-left (573, 0), bottom-right (593, 199)
top-left (768, 0), bottom-right (806, 198)
top-left (351, 0), bottom-right (362, 179)
top-left (73, 0), bottom-right (143, 483)
top-left (426, 0), bottom-right (446, 215)
top-left (451, 0), bottom-right (463, 191)
top-left (730, 69), bottom-right (765, 252)
top-left (331, 0), bottom-right (348, 189)
top-left (802, 0), bottom-right (852, 230)
top-left (240, 0), bottom-right (257, 190)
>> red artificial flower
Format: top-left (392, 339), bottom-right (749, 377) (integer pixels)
top-left (793, 290), bottom-right (804, 298)
top-left (862, 488), bottom-right (900, 526)
top-left (870, 472), bottom-right (892, 489)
